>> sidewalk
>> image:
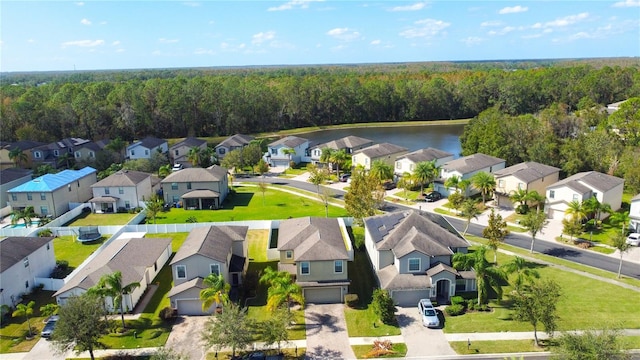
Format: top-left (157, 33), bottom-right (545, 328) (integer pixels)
top-left (445, 329), bottom-right (640, 342)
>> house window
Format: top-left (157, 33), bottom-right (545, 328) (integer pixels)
top-left (300, 262), bottom-right (310, 275)
top-left (145, 149), bottom-right (150, 156)
top-left (24, 258), bottom-right (29, 267)
top-left (408, 258), bottom-right (421, 272)
top-left (174, 149), bottom-right (179, 156)
top-left (549, 190), bottom-right (555, 199)
top-left (365, 158), bottom-right (369, 165)
top-left (34, 151), bottom-right (41, 159)
top-left (131, 150), bottom-right (135, 156)
top-left (498, 179), bottom-right (504, 188)
top-left (219, 148), bottom-right (226, 155)
top-left (171, 183), bottom-right (178, 190)
top-left (40, 206), bottom-right (48, 215)
top-left (11, 194), bottom-right (17, 201)
top-left (593, 192), bottom-right (598, 199)
top-left (89, 151), bottom-right (94, 158)
top-left (172, 195), bottom-right (180, 203)
top-left (47, 243), bottom-right (50, 250)
top-left (118, 187), bottom-right (124, 194)
top-left (210, 264), bottom-right (220, 276)
top-left (105, 188), bottom-right (110, 195)
top-left (187, 182), bottom-right (192, 190)
top-left (285, 250), bottom-right (293, 259)
top-left (572, 194), bottom-right (579, 201)
top-left (27, 193), bottom-right (32, 201)
top-left (124, 201), bottom-right (131, 209)
top-left (40, 193), bottom-right (46, 200)
top-left (456, 279), bottom-right (467, 292)
top-left (25, 281), bottom-right (29, 289)
top-left (518, 182), bottom-right (525, 190)
top-left (53, 150), bottom-right (59, 156)
top-left (395, 162), bottom-right (401, 169)
top-left (271, 148), bottom-right (277, 155)
top-left (334, 260), bottom-right (343, 274)
top-left (74, 151), bottom-right (81, 158)
top-left (176, 265), bottom-right (187, 279)
top-left (68, 184), bottom-right (72, 192)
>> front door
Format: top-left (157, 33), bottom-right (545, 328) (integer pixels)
top-left (436, 279), bottom-right (450, 303)
top-left (232, 273), bottom-right (239, 286)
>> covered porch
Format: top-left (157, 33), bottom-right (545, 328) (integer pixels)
top-left (89, 196), bottom-right (119, 213)
top-left (181, 189), bottom-right (221, 210)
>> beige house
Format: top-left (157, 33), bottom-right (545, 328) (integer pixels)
top-left (170, 137), bottom-right (208, 167)
top-left (277, 217), bottom-right (353, 303)
top-left (214, 134), bottom-right (255, 160)
top-left (73, 140), bottom-right (113, 166)
top-left (90, 170), bottom-right (160, 213)
top-left (352, 142), bottom-right (408, 171)
top-left (160, 165), bottom-right (229, 209)
top-left (7, 167), bottom-right (97, 218)
top-left (31, 138), bottom-right (91, 169)
top-left (493, 162), bottom-right (561, 209)
top-left (364, 211), bottom-right (474, 306)
top-left (394, 147), bottom-right (454, 176)
top-left (434, 153), bottom-right (506, 197)
top-left (545, 171), bottom-right (625, 220)
top-left (168, 226), bottom-right (248, 315)
top-left (310, 135), bottom-right (374, 164)
top-left (0, 140), bottom-right (45, 170)
top-left (54, 236), bottom-right (172, 313)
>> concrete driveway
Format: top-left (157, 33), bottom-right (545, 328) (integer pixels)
top-left (164, 316), bottom-right (209, 360)
top-left (395, 306), bottom-right (456, 358)
top-left (304, 303), bottom-right (355, 360)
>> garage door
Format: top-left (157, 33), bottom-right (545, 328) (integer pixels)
top-left (391, 289), bottom-right (431, 307)
top-left (304, 287), bottom-right (342, 304)
top-left (548, 208), bottom-right (565, 221)
top-left (176, 299), bottom-right (207, 316)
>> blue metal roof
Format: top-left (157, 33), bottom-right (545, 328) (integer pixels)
top-left (8, 167), bottom-right (96, 193)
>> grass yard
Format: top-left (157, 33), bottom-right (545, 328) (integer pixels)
top-left (247, 229), bottom-right (270, 262)
top-left (352, 343), bottom-right (408, 358)
top-left (65, 212), bottom-right (137, 226)
top-left (153, 185), bottom-right (349, 224)
top-left (206, 347), bottom-right (306, 360)
top-left (0, 290), bottom-right (56, 353)
top-left (450, 339), bottom-right (548, 354)
top-left (54, 235), bottom-right (107, 268)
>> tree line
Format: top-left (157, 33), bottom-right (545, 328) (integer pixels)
top-left (1, 62), bottom-right (638, 143)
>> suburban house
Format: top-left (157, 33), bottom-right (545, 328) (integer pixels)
top-left (493, 161), bottom-right (561, 209)
top-left (363, 211), bottom-right (474, 306)
top-left (170, 137), bottom-right (208, 167)
top-left (31, 138), bottom-right (91, 169)
top-left (266, 136), bottom-right (310, 169)
top-left (1, 168), bottom-right (32, 210)
top-left (394, 147), bottom-right (454, 176)
top-left (73, 139), bottom-right (112, 166)
top-left (310, 135), bottom-right (375, 165)
top-left (434, 153), bottom-right (506, 197)
top-left (90, 170), bottom-right (160, 213)
top-left (0, 140), bottom-right (45, 170)
top-left (54, 236), bottom-right (172, 312)
top-left (0, 236), bottom-right (55, 309)
top-left (7, 166), bottom-right (97, 218)
top-left (277, 217), bottom-right (353, 304)
top-left (544, 171), bottom-right (625, 220)
top-left (168, 225), bottom-right (248, 315)
top-left (214, 134), bottom-right (255, 160)
top-left (351, 142), bottom-right (408, 171)
top-left (127, 136), bottom-right (168, 160)
top-left (160, 165), bottom-right (229, 209)
top-left (630, 194), bottom-right (640, 233)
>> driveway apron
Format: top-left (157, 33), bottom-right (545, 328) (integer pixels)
top-left (395, 306), bottom-right (456, 357)
top-left (164, 316), bottom-right (208, 360)
top-left (304, 304), bottom-right (356, 360)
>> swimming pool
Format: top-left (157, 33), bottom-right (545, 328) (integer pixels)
top-left (2, 221), bottom-right (41, 229)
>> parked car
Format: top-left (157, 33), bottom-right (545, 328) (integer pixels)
top-left (627, 233), bottom-right (640, 246)
top-left (41, 315), bottom-right (59, 339)
top-left (339, 173), bottom-right (351, 182)
top-left (424, 191), bottom-right (442, 202)
top-left (382, 180), bottom-right (396, 190)
top-left (171, 163), bottom-right (184, 172)
top-left (417, 299), bottom-right (439, 328)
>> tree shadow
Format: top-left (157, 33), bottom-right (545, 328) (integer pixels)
top-left (543, 247), bottom-right (581, 258)
top-left (306, 345), bottom-right (343, 360)
top-left (222, 192), bottom-right (254, 209)
top-left (305, 311), bottom-right (344, 335)
top-left (394, 312), bottom-right (416, 327)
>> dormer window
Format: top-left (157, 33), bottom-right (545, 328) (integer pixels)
top-left (285, 250), bottom-right (293, 259)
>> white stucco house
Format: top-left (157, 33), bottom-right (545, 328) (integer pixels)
top-left (351, 142), bottom-right (408, 171)
top-left (0, 236), bottom-right (56, 309)
top-left (266, 136), bottom-right (310, 168)
top-left (394, 147), bottom-right (454, 176)
top-left (544, 171), bottom-right (625, 220)
top-left (630, 194), bottom-right (640, 233)
top-left (309, 136), bottom-right (375, 164)
top-left (434, 153), bottom-right (506, 197)
top-left (127, 137), bottom-right (168, 160)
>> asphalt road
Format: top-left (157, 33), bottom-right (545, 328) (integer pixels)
top-left (241, 176), bottom-right (640, 280)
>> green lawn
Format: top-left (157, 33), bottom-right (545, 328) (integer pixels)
top-left (65, 212), bottom-right (137, 226)
top-left (54, 235), bottom-right (108, 268)
top-left (352, 343), bottom-right (407, 358)
top-left (450, 339), bottom-right (548, 354)
top-left (153, 185), bottom-right (349, 223)
top-left (206, 347), bottom-right (306, 360)
top-left (0, 290), bottom-right (56, 353)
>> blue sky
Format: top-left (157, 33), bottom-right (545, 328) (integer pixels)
top-left (1, 1), bottom-right (639, 72)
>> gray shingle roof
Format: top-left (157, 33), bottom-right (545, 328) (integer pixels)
top-left (442, 153), bottom-right (505, 174)
top-left (312, 136), bottom-right (374, 151)
top-left (397, 147), bottom-right (453, 163)
top-left (377, 264), bottom-right (431, 290)
top-left (216, 134), bottom-right (255, 149)
top-left (2, 140), bottom-right (46, 151)
top-left (91, 170), bottom-right (153, 188)
top-left (132, 136), bottom-right (166, 149)
top-left (355, 142), bottom-right (408, 158)
top-left (277, 217), bottom-right (349, 261)
top-left (0, 237), bottom-right (54, 272)
top-left (0, 168), bottom-right (33, 185)
top-left (161, 166), bottom-right (227, 183)
top-left (493, 162), bottom-right (560, 183)
top-left (268, 135), bottom-right (308, 148)
top-left (547, 171), bottom-right (624, 193)
top-left (171, 137), bottom-right (207, 149)
top-left (171, 226), bottom-right (248, 264)
top-left (167, 277), bottom-right (206, 298)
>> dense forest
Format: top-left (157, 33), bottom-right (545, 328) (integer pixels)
top-left (1, 59), bottom-right (639, 143)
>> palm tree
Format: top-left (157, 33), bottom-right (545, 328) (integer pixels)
top-left (259, 267), bottom-right (304, 312)
top-left (369, 160), bottom-right (393, 182)
top-left (330, 149), bottom-right (350, 178)
top-left (521, 211), bottom-right (548, 253)
top-left (565, 200), bottom-right (587, 222)
top-left (444, 175), bottom-right (460, 193)
top-left (8, 147), bottom-right (28, 167)
top-left (453, 246), bottom-right (506, 306)
top-left (158, 164), bottom-right (171, 178)
top-left (471, 171), bottom-right (496, 204)
top-left (87, 283), bottom-right (115, 323)
top-left (98, 271), bottom-right (141, 329)
top-left (319, 147), bottom-right (334, 170)
top-left (527, 190), bottom-right (545, 213)
top-left (413, 161), bottom-right (436, 194)
top-left (39, 303), bottom-right (60, 319)
top-left (282, 148), bottom-right (296, 168)
top-left (57, 152), bottom-right (74, 169)
top-left (12, 301), bottom-right (36, 337)
top-left (610, 211), bottom-right (631, 235)
top-left (509, 188), bottom-right (531, 213)
top-left (460, 199), bottom-right (481, 236)
top-left (501, 256), bottom-right (540, 292)
top-left (200, 273), bottom-right (231, 312)
top-left (458, 179), bottom-right (472, 198)
top-left (105, 137), bottom-right (126, 162)
top-left (187, 146), bottom-right (202, 167)
top-left (611, 233), bottom-right (630, 279)
top-left (397, 172), bottom-right (413, 200)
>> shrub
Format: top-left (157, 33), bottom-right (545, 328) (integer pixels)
top-left (159, 306), bottom-right (177, 322)
top-left (82, 206), bottom-right (91, 213)
top-left (466, 299), bottom-right (476, 311)
top-left (445, 304), bottom-right (465, 316)
top-left (104, 352), bottom-right (136, 360)
top-left (371, 289), bottom-right (396, 325)
top-left (516, 204), bottom-right (529, 214)
top-left (185, 216), bottom-right (198, 223)
top-left (37, 229), bottom-right (53, 237)
top-left (451, 296), bottom-right (465, 306)
top-left (344, 294), bottom-right (359, 308)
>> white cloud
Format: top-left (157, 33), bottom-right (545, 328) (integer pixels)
top-left (268, 0), bottom-right (322, 12)
top-left (80, 18), bottom-right (91, 25)
top-left (115, 48), bottom-right (125, 53)
top-left (220, 42), bottom-right (246, 52)
top-left (61, 40), bottom-right (104, 48)
top-left (158, 38), bottom-right (179, 43)
top-left (111, 41), bottom-right (121, 46)
top-left (399, 18), bottom-right (450, 39)
top-left (480, 21), bottom-right (502, 27)
top-left (461, 36), bottom-right (484, 45)
top-left (537, 12), bottom-right (589, 28)
top-left (499, 5), bottom-right (528, 14)
top-left (488, 26), bottom-right (516, 36)
top-left (194, 48), bottom-right (215, 55)
top-left (370, 39), bottom-right (381, 45)
top-left (27, 39), bottom-right (36, 43)
top-left (521, 33), bottom-right (542, 39)
top-left (75, 2), bottom-right (84, 6)
top-left (182, 2), bottom-right (200, 7)
top-left (252, 31), bottom-right (276, 45)
top-left (612, 0), bottom-right (640, 7)
top-left (389, 2), bottom-right (427, 12)
top-left (326, 27), bottom-right (362, 41)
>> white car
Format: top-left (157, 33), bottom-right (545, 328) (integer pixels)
top-left (418, 298), bottom-right (440, 328)
top-left (171, 163), bottom-right (184, 172)
top-left (627, 233), bottom-right (640, 247)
